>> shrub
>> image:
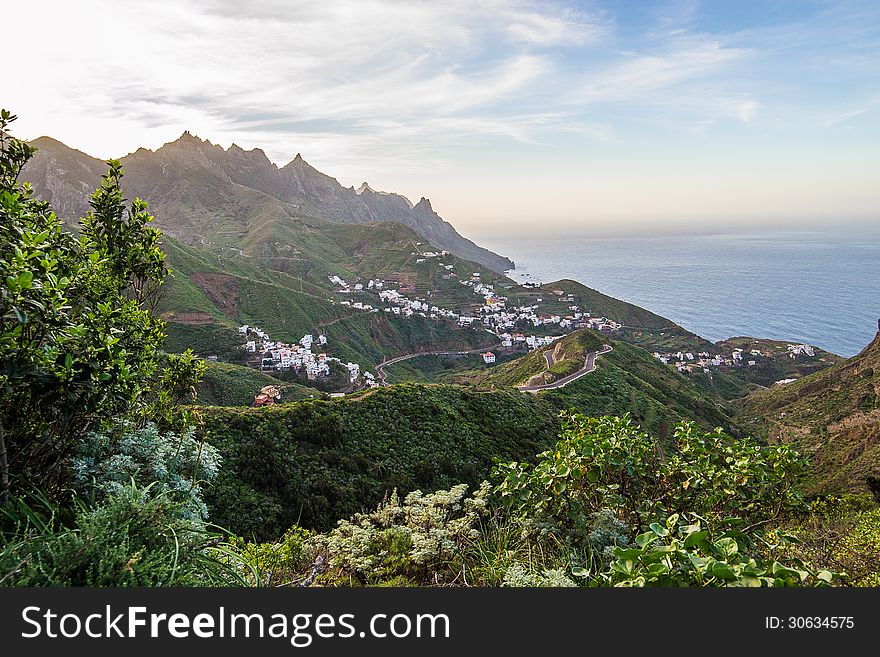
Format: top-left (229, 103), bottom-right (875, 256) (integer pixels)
top-left (598, 513), bottom-right (837, 587)
top-left (1, 483), bottom-right (237, 586)
top-left (72, 422), bottom-right (221, 521)
top-left (502, 563), bottom-right (576, 587)
top-left (225, 526), bottom-right (312, 587)
top-left (315, 482), bottom-right (491, 585)
top-left (773, 495), bottom-right (880, 586)
top-left (494, 414), bottom-right (806, 543)
top-left (1, 110), bottom-right (168, 501)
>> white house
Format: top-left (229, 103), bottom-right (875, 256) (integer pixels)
top-left (482, 352), bottom-right (496, 364)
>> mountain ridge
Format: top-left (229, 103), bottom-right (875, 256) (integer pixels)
top-left (22, 132), bottom-right (514, 273)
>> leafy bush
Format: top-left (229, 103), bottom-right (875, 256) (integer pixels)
top-left (72, 422), bottom-right (221, 521)
top-left (773, 495), bottom-right (880, 586)
top-left (225, 526), bottom-right (313, 587)
top-left (1, 483), bottom-right (237, 586)
top-left (494, 414), bottom-right (805, 543)
top-left (599, 513), bottom-right (836, 587)
top-left (502, 563), bottom-right (576, 587)
top-left (314, 482), bottom-right (491, 585)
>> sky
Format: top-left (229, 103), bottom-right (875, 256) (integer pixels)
top-left (5, 0), bottom-right (880, 236)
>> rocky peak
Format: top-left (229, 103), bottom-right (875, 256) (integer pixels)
top-left (413, 197), bottom-right (434, 214)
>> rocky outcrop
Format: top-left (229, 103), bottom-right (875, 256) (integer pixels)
top-left (22, 133), bottom-right (514, 272)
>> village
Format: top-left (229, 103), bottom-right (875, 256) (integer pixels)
top-left (652, 342), bottom-right (817, 374)
top-left (235, 250), bottom-right (627, 401)
top-left (237, 323), bottom-right (378, 392)
top-left (326, 247), bottom-right (622, 349)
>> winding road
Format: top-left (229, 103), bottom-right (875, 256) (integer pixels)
top-left (516, 345), bottom-right (613, 393)
top-left (373, 340), bottom-right (612, 392)
top-left (375, 343), bottom-right (503, 385)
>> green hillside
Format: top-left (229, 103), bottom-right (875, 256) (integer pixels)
top-left (200, 328), bottom-right (737, 541)
top-left (157, 235), bottom-right (497, 374)
top-left (196, 361), bottom-right (325, 406)
top-left (540, 340), bottom-right (733, 433)
top-left (522, 279), bottom-right (703, 333)
top-left (200, 384), bottom-right (561, 538)
top-left (465, 330), bottom-right (606, 388)
top-left (736, 330), bottom-right (880, 495)
top-left (665, 337), bottom-right (843, 402)
top-left (459, 329), bottom-right (733, 434)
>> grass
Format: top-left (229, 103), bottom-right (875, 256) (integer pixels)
top-left (196, 361), bottom-right (325, 406)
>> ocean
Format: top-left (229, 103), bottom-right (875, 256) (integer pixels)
top-left (476, 229), bottom-right (880, 358)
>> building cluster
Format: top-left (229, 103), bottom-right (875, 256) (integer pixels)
top-left (462, 280), bottom-right (622, 336)
top-left (324, 268), bottom-right (626, 371)
top-left (653, 347), bottom-right (767, 373)
top-left (328, 267), bottom-right (624, 344)
top-left (787, 344), bottom-right (816, 358)
top-left (238, 324), bottom-right (374, 386)
top-left (412, 249), bottom-right (450, 265)
top-left (493, 333), bottom-right (560, 350)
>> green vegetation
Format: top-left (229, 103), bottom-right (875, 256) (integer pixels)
top-left (461, 330), bottom-right (733, 434)
top-left (465, 330), bottom-right (605, 388)
top-left (1, 110), bottom-right (238, 586)
top-left (736, 332), bottom-right (880, 495)
top-left (197, 361), bottom-right (323, 406)
top-left (200, 384), bottom-right (560, 538)
top-left (0, 111), bottom-right (168, 501)
top-left (3, 108), bottom-right (879, 589)
top-left (229, 415), bottom-right (845, 588)
top-left (1, 484), bottom-right (239, 586)
top-left (381, 353), bottom-right (487, 384)
top-left (542, 339), bottom-right (733, 433)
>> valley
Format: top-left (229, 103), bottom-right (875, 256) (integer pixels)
top-left (15, 127), bottom-right (879, 554)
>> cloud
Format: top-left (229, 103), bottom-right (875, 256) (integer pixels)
top-left (5, 0), bottom-right (878, 226)
top-left (737, 99), bottom-right (760, 123)
top-left (820, 108), bottom-right (867, 126)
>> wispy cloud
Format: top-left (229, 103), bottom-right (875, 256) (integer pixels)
top-left (5, 0), bottom-right (879, 225)
top-left (5, 1), bottom-right (749, 163)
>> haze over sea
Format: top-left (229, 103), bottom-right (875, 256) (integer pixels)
top-left (477, 228), bottom-right (880, 358)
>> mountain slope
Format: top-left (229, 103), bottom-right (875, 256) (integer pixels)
top-left (458, 329), bottom-right (734, 434)
top-left (737, 325), bottom-right (880, 495)
top-left (22, 133), bottom-right (514, 273)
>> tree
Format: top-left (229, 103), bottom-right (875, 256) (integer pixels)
top-left (0, 110), bottom-right (169, 501)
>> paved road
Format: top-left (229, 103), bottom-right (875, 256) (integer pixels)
top-left (375, 343), bottom-right (502, 385)
top-left (543, 348), bottom-right (555, 369)
top-left (516, 345), bottom-right (613, 393)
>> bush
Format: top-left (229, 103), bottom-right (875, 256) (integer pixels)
top-left (502, 564), bottom-right (576, 587)
top-left (494, 414), bottom-right (806, 544)
top-left (1, 110), bottom-right (168, 501)
top-left (225, 526), bottom-right (312, 587)
top-left (1, 483), bottom-right (237, 586)
top-left (598, 513), bottom-right (837, 587)
top-left (72, 422), bottom-right (221, 521)
top-left (315, 482), bottom-right (491, 585)
top-left (773, 495), bottom-right (880, 586)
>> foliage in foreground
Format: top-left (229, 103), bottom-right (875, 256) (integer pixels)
top-left (0, 483), bottom-right (242, 586)
top-left (0, 110), bottom-right (170, 501)
top-left (494, 414), bottom-right (806, 544)
top-left (227, 414), bottom-right (853, 588)
top-left (72, 421), bottom-right (222, 521)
